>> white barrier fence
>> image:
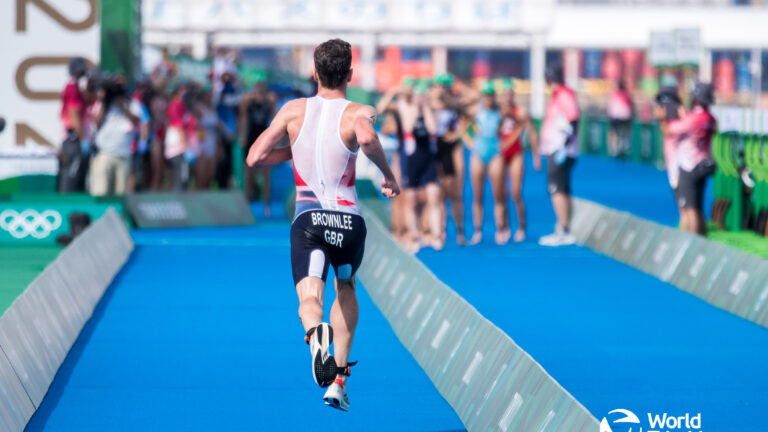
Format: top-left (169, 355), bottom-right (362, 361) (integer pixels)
top-left (0, 208), bottom-right (133, 430)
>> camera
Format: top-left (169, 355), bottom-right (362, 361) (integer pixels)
top-left (655, 86), bottom-right (682, 121)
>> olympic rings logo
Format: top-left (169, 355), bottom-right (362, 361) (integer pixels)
top-left (0, 209), bottom-right (62, 239)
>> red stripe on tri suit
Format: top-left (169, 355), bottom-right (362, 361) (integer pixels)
top-left (293, 161), bottom-right (308, 187)
top-left (337, 199), bottom-right (356, 206)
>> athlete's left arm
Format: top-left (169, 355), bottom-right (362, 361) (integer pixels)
top-left (520, 107), bottom-right (541, 170)
top-left (246, 101), bottom-right (294, 167)
top-left (354, 105), bottom-right (400, 198)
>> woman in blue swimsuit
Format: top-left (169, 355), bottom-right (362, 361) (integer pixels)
top-left (460, 82), bottom-right (510, 245)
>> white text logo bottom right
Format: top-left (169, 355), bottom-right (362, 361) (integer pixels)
top-left (601, 408), bottom-right (702, 432)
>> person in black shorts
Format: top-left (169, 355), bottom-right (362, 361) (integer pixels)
top-left (377, 79), bottom-right (443, 252)
top-left (239, 80), bottom-right (276, 216)
top-left (290, 210), bottom-right (367, 285)
top-left (245, 39), bottom-right (399, 411)
top-left (430, 73), bottom-right (467, 244)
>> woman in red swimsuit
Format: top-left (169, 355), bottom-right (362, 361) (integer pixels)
top-left (500, 81), bottom-right (540, 242)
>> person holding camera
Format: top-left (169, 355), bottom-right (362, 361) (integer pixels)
top-left (59, 57), bottom-right (89, 192)
top-left (665, 83), bottom-right (717, 236)
top-left (90, 75), bottom-right (139, 196)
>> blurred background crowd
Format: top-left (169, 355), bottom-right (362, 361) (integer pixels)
top-left (4, 0), bottom-right (768, 246)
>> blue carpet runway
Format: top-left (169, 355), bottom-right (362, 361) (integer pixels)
top-left (26, 155), bottom-right (768, 431)
top-left (418, 155), bottom-right (768, 431)
top-left (27, 223), bottom-right (463, 431)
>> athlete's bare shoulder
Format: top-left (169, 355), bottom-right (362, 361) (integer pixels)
top-left (278, 98), bottom-right (308, 141)
top-left (341, 102), bottom-right (376, 128)
top-left (279, 98), bottom-right (307, 119)
top-left (340, 102), bottom-right (377, 150)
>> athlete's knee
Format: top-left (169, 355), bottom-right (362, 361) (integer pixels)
top-left (512, 188), bottom-right (523, 203)
top-left (335, 278), bottom-right (357, 299)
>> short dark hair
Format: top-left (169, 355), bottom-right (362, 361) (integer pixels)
top-left (545, 63), bottom-right (564, 85)
top-left (314, 39), bottom-right (352, 89)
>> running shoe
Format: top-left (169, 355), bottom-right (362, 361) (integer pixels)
top-left (323, 378), bottom-right (350, 411)
top-left (307, 323), bottom-right (337, 387)
top-left (538, 226), bottom-right (576, 247)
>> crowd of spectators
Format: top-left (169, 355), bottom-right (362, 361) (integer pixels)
top-left (57, 51), bottom-right (286, 213)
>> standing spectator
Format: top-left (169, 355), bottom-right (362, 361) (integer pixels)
top-left (239, 79), bottom-right (276, 215)
top-left (655, 76), bottom-right (684, 227)
top-left (607, 80), bottom-right (633, 158)
top-left (539, 64), bottom-right (580, 247)
top-left (127, 81), bottom-right (153, 193)
top-left (376, 79), bottom-right (443, 252)
top-left (165, 83), bottom-right (192, 191)
top-left (195, 88), bottom-right (223, 190)
top-left (59, 57), bottom-right (88, 192)
top-left (500, 80), bottom-right (540, 243)
top-left (666, 83), bottom-right (717, 235)
top-left (149, 85), bottom-right (168, 191)
top-left (215, 71), bottom-right (241, 189)
top-left (90, 76), bottom-right (137, 196)
top-left (151, 47), bottom-right (178, 90)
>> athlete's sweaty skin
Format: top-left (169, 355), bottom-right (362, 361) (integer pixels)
top-left (247, 57), bottom-right (399, 384)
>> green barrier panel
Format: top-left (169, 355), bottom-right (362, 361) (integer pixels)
top-left (0, 175), bottom-right (57, 194)
top-left (572, 198), bottom-right (768, 330)
top-left (126, 191), bottom-right (254, 228)
top-left (0, 196), bottom-right (125, 245)
top-left (357, 204), bottom-right (598, 432)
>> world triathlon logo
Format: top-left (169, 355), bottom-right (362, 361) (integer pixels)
top-left (0, 209), bottom-right (62, 239)
top-left (601, 409), bottom-right (641, 432)
top-left (600, 408), bottom-right (703, 432)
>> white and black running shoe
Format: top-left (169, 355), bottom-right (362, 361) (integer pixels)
top-left (323, 379), bottom-right (350, 412)
top-left (307, 323), bottom-right (337, 387)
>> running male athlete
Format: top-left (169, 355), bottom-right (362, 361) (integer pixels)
top-left (500, 80), bottom-right (540, 243)
top-left (246, 39), bottom-right (399, 411)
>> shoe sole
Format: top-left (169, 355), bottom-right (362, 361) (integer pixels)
top-left (312, 324), bottom-right (336, 387)
top-left (323, 396), bottom-right (348, 412)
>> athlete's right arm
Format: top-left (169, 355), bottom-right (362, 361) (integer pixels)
top-left (246, 100), bottom-right (295, 167)
top-left (354, 105), bottom-right (400, 199)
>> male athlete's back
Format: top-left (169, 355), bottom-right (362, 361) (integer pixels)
top-left (246, 39), bottom-right (399, 411)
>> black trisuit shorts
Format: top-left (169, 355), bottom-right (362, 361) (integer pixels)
top-left (290, 209), bottom-right (367, 285)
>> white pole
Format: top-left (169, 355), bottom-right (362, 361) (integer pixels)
top-left (530, 35), bottom-right (546, 119)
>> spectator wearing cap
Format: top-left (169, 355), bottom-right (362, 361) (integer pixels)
top-left (59, 57), bottom-right (89, 192)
